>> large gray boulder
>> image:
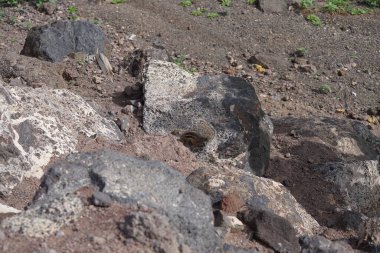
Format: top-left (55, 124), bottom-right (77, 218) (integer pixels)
top-left (299, 236), bottom-right (354, 253)
top-left (187, 165), bottom-right (320, 236)
top-left (314, 160), bottom-right (380, 216)
top-left (0, 82), bottom-right (121, 196)
top-left (2, 151), bottom-right (221, 252)
top-left (21, 20), bottom-right (106, 62)
top-left (272, 117), bottom-right (380, 216)
top-left (143, 60), bottom-right (272, 176)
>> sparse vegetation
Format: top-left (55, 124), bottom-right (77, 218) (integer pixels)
top-left (180, 0), bottom-right (192, 7)
top-left (207, 12), bottom-right (219, 19)
top-left (111, 0), bottom-right (126, 4)
top-left (347, 7), bottom-right (371, 14)
top-left (67, 5), bottom-right (78, 20)
top-left (220, 0), bottom-right (232, 7)
top-left (191, 7), bottom-right (207, 16)
top-left (300, 0), bottom-right (314, 9)
top-left (247, 0), bottom-right (256, 5)
top-left (365, 0), bottom-right (380, 7)
top-left (319, 84), bottom-right (332, 94)
top-left (295, 47), bottom-right (308, 57)
top-left (306, 14), bottom-right (322, 26)
top-left (174, 54), bottom-right (197, 74)
top-left (0, 0), bottom-right (21, 6)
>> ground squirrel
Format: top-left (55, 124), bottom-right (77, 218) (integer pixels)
top-left (172, 119), bottom-right (216, 150)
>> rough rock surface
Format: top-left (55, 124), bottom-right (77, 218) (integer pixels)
top-left (238, 209), bottom-right (300, 253)
top-left (21, 20), bottom-right (106, 62)
top-left (119, 210), bottom-right (185, 253)
top-left (258, 0), bottom-right (295, 13)
top-left (299, 236), bottom-right (355, 253)
top-left (143, 60), bottom-right (272, 176)
top-left (2, 195), bottom-right (83, 238)
top-left (314, 160), bottom-right (380, 215)
top-left (3, 151), bottom-right (221, 252)
top-left (272, 117), bottom-right (380, 216)
top-left (187, 165), bottom-right (320, 236)
top-left (0, 82), bottom-right (121, 196)
top-left (357, 217), bottom-right (380, 250)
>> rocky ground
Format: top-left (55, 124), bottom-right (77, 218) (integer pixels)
top-left (0, 0), bottom-right (379, 252)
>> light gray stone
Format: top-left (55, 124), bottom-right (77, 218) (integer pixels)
top-left (300, 236), bottom-right (354, 253)
top-left (187, 165), bottom-right (320, 236)
top-left (143, 60), bottom-right (272, 176)
top-left (0, 81), bottom-right (121, 196)
top-left (16, 151), bottom-right (221, 252)
top-left (21, 20), bottom-right (106, 63)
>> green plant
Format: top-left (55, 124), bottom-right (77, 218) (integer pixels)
top-left (300, 0), bottom-right (314, 9)
top-left (173, 54), bottom-right (197, 74)
top-left (174, 54), bottom-right (187, 67)
top-left (323, 0), bottom-right (348, 12)
top-left (365, 0), bottom-right (380, 7)
top-left (319, 84), bottom-right (332, 94)
top-left (295, 47), bottom-right (308, 57)
top-left (0, 9), bottom-right (5, 19)
top-left (67, 5), bottom-right (78, 20)
top-left (111, 0), bottom-right (126, 4)
top-left (20, 19), bottom-right (33, 29)
top-left (180, 0), bottom-right (192, 7)
top-left (247, 0), bottom-right (256, 4)
top-left (35, 0), bottom-right (50, 8)
top-left (306, 14), bottom-right (321, 26)
top-left (207, 12), bottom-right (219, 19)
top-left (191, 7), bottom-right (207, 16)
top-left (89, 18), bottom-right (103, 25)
top-left (347, 7), bottom-right (371, 14)
top-left (220, 0), bottom-right (231, 7)
top-left (67, 5), bottom-right (77, 15)
top-left (0, 0), bottom-right (22, 6)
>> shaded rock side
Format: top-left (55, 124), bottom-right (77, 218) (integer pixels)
top-left (238, 210), bottom-right (300, 253)
top-left (21, 20), bottom-right (106, 62)
top-left (273, 117), bottom-right (380, 216)
top-left (187, 165), bottom-right (320, 236)
top-left (143, 60), bottom-right (272, 176)
top-left (0, 82), bottom-right (121, 196)
top-left (314, 160), bottom-right (380, 216)
top-left (119, 210), bottom-right (186, 253)
top-left (300, 236), bottom-right (354, 253)
top-left (6, 151), bottom-right (221, 252)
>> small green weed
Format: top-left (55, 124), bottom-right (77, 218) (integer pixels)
top-left (220, 0), bottom-right (232, 7)
top-left (323, 0), bottom-right (348, 12)
top-left (111, 0), bottom-right (126, 4)
top-left (174, 54), bottom-right (187, 67)
top-left (174, 54), bottom-right (197, 74)
top-left (319, 84), bottom-right (332, 94)
top-left (295, 47), bottom-right (308, 57)
top-left (0, 0), bottom-right (21, 6)
top-left (89, 18), bottom-right (103, 25)
top-left (20, 19), bottom-right (33, 29)
top-left (306, 14), bottom-right (321, 26)
top-left (207, 12), bottom-right (219, 19)
top-left (300, 0), bottom-right (314, 9)
top-left (67, 5), bottom-right (78, 20)
top-left (365, 0), bottom-right (380, 7)
top-left (35, 0), bottom-right (50, 9)
top-left (247, 0), bottom-right (256, 4)
top-left (191, 7), bottom-right (207, 16)
top-left (180, 0), bottom-right (192, 7)
top-left (0, 10), bottom-right (5, 20)
top-left (347, 7), bottom-right (371, 14)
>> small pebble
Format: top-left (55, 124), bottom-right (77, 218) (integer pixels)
top-left (92, 191), bottom-right (113, 207)
top-left (285, 153), bottom-right (291, 158)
